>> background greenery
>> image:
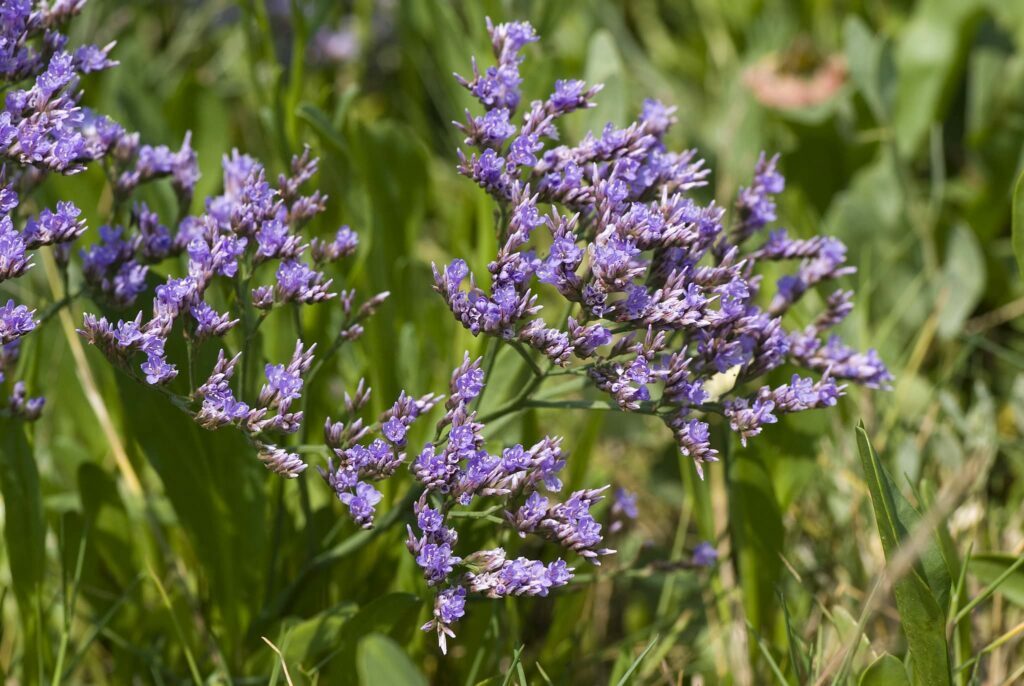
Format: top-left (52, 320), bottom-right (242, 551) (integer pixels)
top-left (1, 0), bottom-right (1023, 683)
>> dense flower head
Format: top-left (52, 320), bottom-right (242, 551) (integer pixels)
top-left (437, 18), bottom-right (891, 476)
top-left (319, 352), bottom-right (613, 653)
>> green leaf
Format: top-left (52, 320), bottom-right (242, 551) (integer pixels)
top-left (277, 603), bottom-right (358, 670)
top-left (326, 593), bottom-right (422, 685)
top-left (613, 635), bottom-right (659, 686)
top-left (0, 418), bottom-right (46, 681)
top-left (78, 463), bottom-right (139, 588)
top-left (937, 224), bottom-right (985, 340)
top-left (892, 0), bottom-right (983, 157)
top-left (855, 425), bottom-right (951, 686)
top-left (729, 450), bottom-right (783, 634)
top-left (1012, 170), bottom-right (1024, 278)
top-left (843, 16), bottom-right (886, 121)
top-left (583, 30), bottom-right (627, 132)
top-left (299, 103), bottom-right (349, 157)
top-left (968, 553), bottom-right (1024, 608)
top-left (356, 634), bottom-right (427, 686)
top-left (860, 653), bottom-right (912, 686)
top-left (115, 377), bottom-right (267, 665)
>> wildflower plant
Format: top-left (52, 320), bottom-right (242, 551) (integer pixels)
top-left (0, 0), bottom-right (139, 419)
top-left (319, 353), bottom-right (613, 653)
top-left (80, 147), bottom-right (383, 477)
top-left (437, 19), bottom-right (892, 477)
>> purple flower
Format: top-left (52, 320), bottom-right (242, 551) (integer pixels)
top-left (435, 586), bottom-right (466, 624)
top-left (692, 541), bottom-right (718, 567)
top-left (476, 108), bottom-right (516, 144)
top-left (264, 364), bottom-right (303, 403)
top-left (501, 444), bottom-right (531, 472)
top-left (0, 300), bottom-right (36, 344)
top-left (382, 417), bottom-right (408, 445)
top-left (550, 79), bottom-right (588, 113)
top-left (0, 218), bottom-right (30, 280)
top-left (311, 225), bottom-right (358, 263)
top-left (339, 481), bottom-right (383, 528)
top-left (423, 586), bottom-right (467, 655)
top-left (672, 418), bottom-right (719, 479)
top-left (417, 506), bottom-right (444, 534)
top-left (438, 18), bottom-right (888, 476)
top-left (416, 542), bottom-right (461, 585)
top-left (141, 350), bottom-right (176, 385)
top-left (452, 362), bottom-right (483, 401)
top-left (275, 259), bottom-right (334, 304)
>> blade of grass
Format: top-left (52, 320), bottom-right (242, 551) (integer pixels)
top-left (147, 566), bottom-right (203, 686)
top-left (501, 646), bottom-right (524, 686)
top-left (51, 520), bottom-right (89, 686)
top-left (747, 621), bottom-right (792, 686)
top-left (851, 424), bottom-right (951, 686)
top-left (1011, 170), bottom-right (1024, 277)
top-left (614, 635), bottom-right (660, 686)
top-left (59, 573), bottom-right (144, 681)
top-left (952, 554), bottom-right (1024, 625)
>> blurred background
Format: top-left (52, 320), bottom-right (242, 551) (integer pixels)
top-left (2, 0), bottom-right (1023, 683)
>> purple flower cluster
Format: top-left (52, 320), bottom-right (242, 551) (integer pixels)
top-left (0, 1), bottom-right (134, 419)
top-left (437, 19), bottom-right (892, 477)
top-left (1, 1), bottom-right (121, 174)
top-left (319, 353), bottom-right (613, 653)
top-left (81, 148), bottom-right (384, 476)
top-left (320, 380), bottom-right (442, 526)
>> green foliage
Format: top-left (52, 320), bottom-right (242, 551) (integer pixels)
top-left (856, 426), bottom-right (951, 686)
top-left (0, 419), bottom-right (45, 683)
top-left (860, 653), bottom-right (912, 686)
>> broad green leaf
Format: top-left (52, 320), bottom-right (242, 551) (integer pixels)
top-left (356, 634), bottom-right (427, 686)
top-left (1012, 170), bottom-right (1024, 278)
top-left (843, 16), bottom-right (886, 121)
top-left (278, 603), bottom-right (358, 671)
top-left (327, 593), bottom-right (422, 685)
top-left (729, 450), bottom-right (783, 634)
top-left (583, 30), bottom-right (627, 132)
top-left (78, 463), bottom-right (139, 588)
top-left (968, 554), bottom-right (1024, 608)
top-left (892, 0), bottom-right (983, 157)
top-left (855, 425), bottom-right (951, 686)
top-left (0, 418), bottom-right (46, 681)
top-left (860, 653), bottom-right (911, 686)
top-left (116, 376), bottom-right (267, 666)
top-left (891, 489), bottom-right (953, 615)
top-left (937, 225), bottom-right (985, 340)
top-left (965, 49), bottom-right (1005, 140)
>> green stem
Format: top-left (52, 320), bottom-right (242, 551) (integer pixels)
top-left (472, 337), bottom-right (501, 412)
top-left (185, 340), bottom-right (196, 397)
top-left (509, 341), bottom-right (544, 378)
top-left (477, 362), bottom-right (551, 424)
top-left (36, 287), bottom-right (83, 326)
